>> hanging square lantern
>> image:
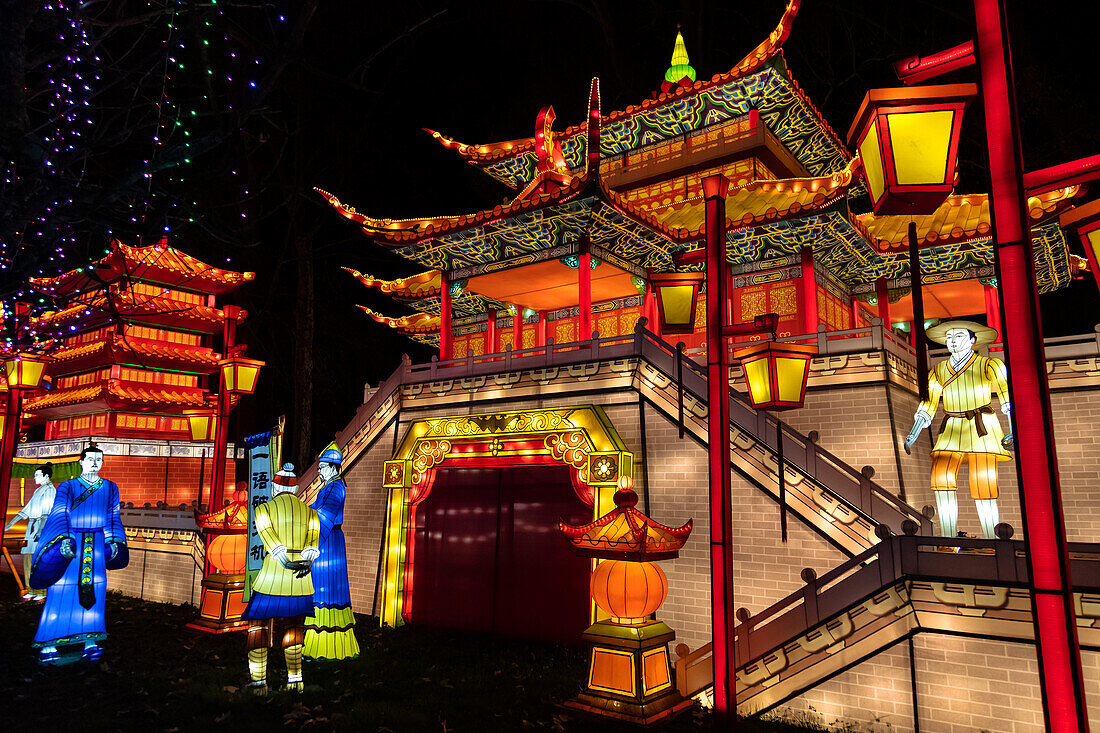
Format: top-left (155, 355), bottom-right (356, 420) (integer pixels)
top-left (1061, 198), bottom-right (1100, 295)
top-left (732, 342), bottom-right (817, 411)
top-left (649, 272), bottom-right (704, 334)
top-left (847, 83), bottom-right (976, 215)
top-left (184, 410), bottom-right (218, 442)
top-left (218, 355), bottom-right (264, 395)
top-left (3, 352), bottom-right (49, 391)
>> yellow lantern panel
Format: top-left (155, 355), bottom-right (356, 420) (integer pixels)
top-left (1084, 226), bottom-right (1100, 271)
top-left (858, 119), bottom-right (886, 205)
top-left (886, 109), bottom-right (956, 185)
top-left (220, 356), bottom-right (264, 394)
top-left (185, 410), bottom-right (217, 442)
top-left (4, 354), bottom-right (48, 390)
top-left (774, 355), bottom-right (811, 404)
top-left (641, 647), bottom-right (673, 695)
top-left (657, 285), bottom-right (695, 327)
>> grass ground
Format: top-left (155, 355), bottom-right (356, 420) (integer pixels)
top-left (0, 584), bottom-right (827, 732)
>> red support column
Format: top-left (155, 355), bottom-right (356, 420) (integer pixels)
top-left (984, 283), bottom-right (1003, 343)
top-left (874, 277), bottom-right (891, 329)
top-left (849, 298), bottom-right (861, 329)
top-left (486, 309), bottom-right (497, 355)
top-left (0, 390), bottom-right (24, 524)
top-left (579, 251), bottom-right (593, 340)
top-left (800, 246), bottom-right (818, 336)
top-left (974, 1), bottom-right (1088, 729)
top-left (643, 284), bottom-right (661, 340)
top-left (537, 311), bottom-right (548, 348)
top-left (703, 173), bottom-right (736, 727)
top-left (439, 279), bottom-right (452, 360)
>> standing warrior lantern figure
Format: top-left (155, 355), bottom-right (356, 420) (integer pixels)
top-left (905, 320), bottom-right (1011, 539)
top-left (241, 464), bottom-right (319, 694)
top-left (303, 442), bottom-right (360, 660)
top-left (4, 462), bottom-right (56, 600)
top-left (30, 445), bottom-right (129, 664)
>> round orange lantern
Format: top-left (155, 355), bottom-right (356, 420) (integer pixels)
top-left (590, 559), bottom-right (669, 624)
top-left (208, 533), bottom-right (246, 574)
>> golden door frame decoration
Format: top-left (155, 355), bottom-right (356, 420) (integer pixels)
top-left (378, 405), bottom-right (634, 627)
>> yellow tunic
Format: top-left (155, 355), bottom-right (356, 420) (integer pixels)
top-left (252, 493), bottom-right (320, 598)
top-left (917, 353), bottom-right (1011, 460)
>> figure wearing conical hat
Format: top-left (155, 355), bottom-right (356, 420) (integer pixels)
top-left (905, 320), bottom-right (1012, 539)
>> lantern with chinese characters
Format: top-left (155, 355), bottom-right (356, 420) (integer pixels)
top-left (559, 487), bottom-right (693, 726)
top-left (649, 272), bottom-right (704, 334)
top-left (847, 83), bottom-right (976, 215)
top-left (732, 341), bottom-right (817, 411)
top-left (1061, 198), bottom-right (1100, 297)
top-left (188, 484), bottom-right (250, 631)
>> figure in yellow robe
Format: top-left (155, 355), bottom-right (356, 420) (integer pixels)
top-left (906, 320), bottom-right (1011, 539)
top-left (242, 464), bottom-right (319, 694)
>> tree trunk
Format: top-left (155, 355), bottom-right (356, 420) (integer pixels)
top-left (292, 232), bottom-right (314, 470)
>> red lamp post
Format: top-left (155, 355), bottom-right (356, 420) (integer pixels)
top-left (0, 353), bottom-right (49, 531)
top-left (866, 3), bottom-right (1092, 728)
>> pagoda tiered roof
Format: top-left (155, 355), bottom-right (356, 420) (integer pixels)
top-left (31, 290), bottom-right (246, 337)
top-left (30, 238), bottom-right (254, 299)
top-left (355, 307), bottom-right (439, 335)
top-left (24, 379), bottom-right (211, 419)
top-left (342, 267), bottom-right (442, 299)
top-left (559, 488), bottom-right (692, 560)
top-left (422, 1), bottom-right (848, 192)
top-left (47, 335), bottom-right (222, 375)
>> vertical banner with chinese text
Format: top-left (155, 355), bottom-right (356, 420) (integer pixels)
top-left (243, 429), bottom-right (279, 602)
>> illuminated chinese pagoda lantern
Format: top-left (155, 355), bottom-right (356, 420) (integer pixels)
top-left (559, 487), bottom-right (693, 726)
top-left (732, 341), bottom-right (817, 411)
top-left (847, 83), bottom-right (976, 215)
top-left (4, 352), bottom-right (49, 390)
top-left (1061, 197), bottom-right (1100, 297)
top-left (649, 272), bottom-right (704, 334)
top-left (188, 484), bottom-right (250, 631)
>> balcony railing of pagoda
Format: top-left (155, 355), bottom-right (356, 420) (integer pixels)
top-left (320, 322), bottom-right (927, 537)
top-left (675, 529), bottom-right (1100, 702)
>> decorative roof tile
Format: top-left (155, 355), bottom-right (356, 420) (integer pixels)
top-left (355, 306), bottom-right (440, 334)
top-left (855, 186), bottom-right (1084, 252)
top-left (342, 268), bottom-right (442, 299)
top-left (559, 488), bottom-right (692, 560)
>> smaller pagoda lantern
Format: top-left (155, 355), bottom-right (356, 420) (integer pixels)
top-left (558, 483), bottom-right (693, 726)
top-left (188, 482), bottom-right (250, 632)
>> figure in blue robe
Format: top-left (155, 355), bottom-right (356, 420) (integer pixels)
top-left (30, 445), bottom-right (128, 664)
top-left (304, 444), bottom-right (359, 660)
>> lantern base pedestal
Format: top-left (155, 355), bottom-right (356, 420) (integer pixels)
top-left (186, 573), bottom-right (249, 633)
top-left (563, 620), bottom-right (693, 727)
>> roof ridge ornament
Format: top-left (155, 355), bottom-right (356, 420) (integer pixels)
top-left (661, 29), bottom-right (696, 94)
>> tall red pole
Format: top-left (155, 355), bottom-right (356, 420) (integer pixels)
top-left (799, 246), bottom-right (818, 336)
top-left (703, 173), bottom-right (736, 727)
top-left (209, 305), bottom-right (239, 510)
top-left (439, 278), bottom-right (452, 360)
top-left (537, 311), bottom-right (548, 348)
top-left (874, 277), bottom-right (891, 328)
top-left (579, 250), bottom-right (593, 340)
top-left (974, 1), bottom-right (1088, 729)
top-left (486, 310), bottom-right (497, 355)
top-left (0, 390), bottom-right (24, 524)
top-left (984, 283), bottom-right (1003, 341)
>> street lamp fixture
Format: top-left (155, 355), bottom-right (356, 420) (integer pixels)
top-left (1060, 197), bottom-right (1100, 296)
top-left (218, 354), bottom-right (264, 395)
top-left (847, 83), bottom-right (976, 215)
top-left (184, 409), bottom-right (218, 443)
top-left (4, 352), bottom-right (49, 391)
top-left (649, 272), bottom-right (705, 334)
top-left (733, 341), bottom-right (816, 411)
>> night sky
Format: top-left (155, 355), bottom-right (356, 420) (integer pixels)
top-left (11, 1), bottom-right (1100, 464)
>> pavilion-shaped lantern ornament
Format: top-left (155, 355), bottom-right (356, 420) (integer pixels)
top-left (188, 483), bottom-right (250, 632)
top-left (732, 341), bottom-right (816, 410)
top-left (559, 485), bottom-right (693, 726)
top-left (847, 83), bottom-right (976, 215)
